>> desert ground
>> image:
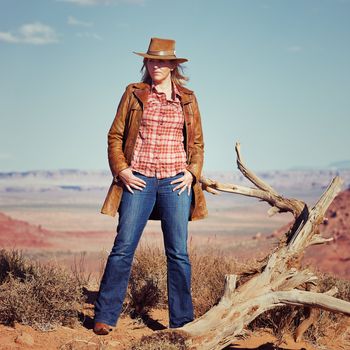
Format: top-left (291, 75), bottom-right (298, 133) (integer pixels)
top-left (0, 171), bottom-right (349, 349)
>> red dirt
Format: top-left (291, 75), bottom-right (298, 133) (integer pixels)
top-left (305, 188), bottom-right (350, 278)
top-left (270, 189), bottom-right (350, 279)
top-left (0, 212), bottom-right (52, 249)
top-left (0, 308), bottom-right (326, 350)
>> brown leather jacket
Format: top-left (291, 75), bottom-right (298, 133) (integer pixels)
top-left (100, 82), bottom-right (208, 221)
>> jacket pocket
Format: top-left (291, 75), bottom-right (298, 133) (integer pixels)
top-left (126, 104), bottom-right (142, 130)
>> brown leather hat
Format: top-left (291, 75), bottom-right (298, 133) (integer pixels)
top-left (133, 37), bottom-right (188, 63)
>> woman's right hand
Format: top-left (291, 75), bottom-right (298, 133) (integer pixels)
top-left (118, 167), bottom-right (146, 194)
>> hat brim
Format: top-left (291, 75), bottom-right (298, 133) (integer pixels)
top-left (133, 52), bottom-right (188, 63)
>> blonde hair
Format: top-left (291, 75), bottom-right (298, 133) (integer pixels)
top-left (140, 58), bottom-right (189, 87)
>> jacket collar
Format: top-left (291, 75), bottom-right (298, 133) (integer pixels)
top-left (132, 82), bottom-right (192, 106)
top-left (133, 84), bottom-right (149, 106)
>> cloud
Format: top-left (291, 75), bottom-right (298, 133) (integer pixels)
top-left (67, 16), bottom-right (102, 40)
top-left (68, 16), bottom-right (93, 27)
top-left (0, 32), bottom-right (19, 43)
top-left (76, 32), bottom-right (102, 40)
top-left (286, 45), bottom-right (302, 53)
top-left (0, 22), bottom-right (59, 45)
top-left (58, 0), bottom-right (144, 6)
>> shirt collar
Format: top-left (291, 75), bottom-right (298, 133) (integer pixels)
top-left (151, 82), bottom-right (181, 100)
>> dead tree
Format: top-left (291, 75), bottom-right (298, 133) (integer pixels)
top-left (141, 143), bottom-right (350, 350)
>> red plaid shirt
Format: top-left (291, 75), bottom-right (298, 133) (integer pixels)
top-left (131, 83), bottom-right (187, 178)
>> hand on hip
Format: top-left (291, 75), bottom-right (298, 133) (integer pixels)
top-left (118, 168), bottom-right (146, 193)
top-left (170, 169), bottom-right (193, 196)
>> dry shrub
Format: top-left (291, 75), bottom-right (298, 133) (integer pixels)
top-left (190, 247), bottom-right (248, 317)
top-left (302, 273), bottom-right (350, 346)
top-left (318, 273), bottom-right (350, 301)
top-left (124, 244), bottom-right (167, 318)
top-left (122, 244), bottom-right (247, 319)
top-left (131, 331), bottom-right (188, 350)
top-left (249, 304), bottom-right (299, 340)
top-left (71, 251), bottom-right (92, 287)
top-left (249, 272), bottom-right (350, 345)
top-left (0, 249), bottom-right (84, 330)
top-left (0, 248), bottom-right (35, 282)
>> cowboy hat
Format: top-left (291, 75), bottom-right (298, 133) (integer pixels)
top-left (133, 37), bottom-right (188, 63)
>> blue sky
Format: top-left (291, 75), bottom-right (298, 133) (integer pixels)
top-left (1, 0), bottom-right (349, 172)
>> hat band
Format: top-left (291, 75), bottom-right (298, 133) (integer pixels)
top-left (147, 50), bottom-right (176, 56)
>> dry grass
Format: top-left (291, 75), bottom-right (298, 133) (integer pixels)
top-left (190, 247), bottom-right (249, 317)
top-left (249, 272), bottom-right (350, 346)
top-left (121, 244), bottom-right (248, 319)
top-left (124, 244), bottom-right (167, 318)
top-left (1, 243), bottom-right (348, 349)
top-left (131, 331), bottom-right (188, 350)
top-left (303, 274), bottom-right (350, 347)
top-left (0, 249), bottom-right (85, 331)
top-left (71, 251), bottom-right (92, 287)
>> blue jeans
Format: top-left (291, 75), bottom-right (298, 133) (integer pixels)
top-left (94, 172), bottom-right (194, 328)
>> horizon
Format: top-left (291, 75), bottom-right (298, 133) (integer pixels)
top-left (1, 157), bottom-right (350, 173)
top-left (1, 162), bottom-right (350, 174)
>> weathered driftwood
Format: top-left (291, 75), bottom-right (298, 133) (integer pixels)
top-left (146, 143), bottom-right (350, 349)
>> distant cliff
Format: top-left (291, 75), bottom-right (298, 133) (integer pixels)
top-left (0, 168), bottom-right (349, 193)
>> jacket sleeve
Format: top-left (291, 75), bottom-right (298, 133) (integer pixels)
top-left (107, 86), bottom-right (132, 178)
top-left (186, 93), bottom-right (204, 182)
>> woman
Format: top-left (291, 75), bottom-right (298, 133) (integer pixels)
top-left (94, 37), bottom-right (207, 335)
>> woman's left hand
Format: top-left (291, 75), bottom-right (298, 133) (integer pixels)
top-left (171, 169), bottom-right (193, 196)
